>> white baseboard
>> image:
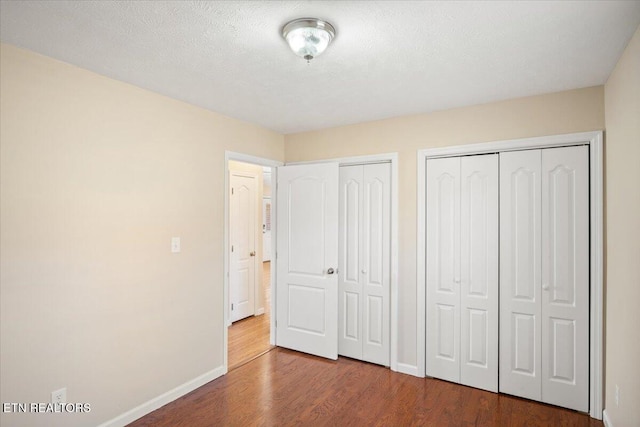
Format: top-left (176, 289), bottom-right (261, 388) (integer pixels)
top-left (602, 409), bottom-right (613, 427)
top-left (395, 362), bottom-right (421, 378)
top-left (97, 365), bottom-right (226, 427)
top-left (255, 308), bottom-right (265, 316)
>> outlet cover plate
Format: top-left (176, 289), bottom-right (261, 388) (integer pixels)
top-left (51, 388), bottom-right (66, 404)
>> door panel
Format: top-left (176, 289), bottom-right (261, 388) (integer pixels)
top-left (460, 154), bottom-right (498, 392)
top-left (277, 163), bottom-right (339, 360)
top-left (338, 163), bottom-right (390, 366)
top-left (339, 165), bottom-right (363, 359)
top-left (426, 157), bottom-right (460, 382)
top-left (499, 150), bottom-right (542, 401)
top-left (541, 146), bottom-right (589, 412)
top-left (362, 163), bottom-right (390, 365)
top-left (230, 173), bottom-right (256, 322)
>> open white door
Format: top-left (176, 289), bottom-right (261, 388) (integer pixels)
top-left (229, 172), bottom-right (257, 322)
top-left (276, 163), bottom-right (339, 360)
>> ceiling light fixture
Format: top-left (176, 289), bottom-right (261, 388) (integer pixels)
top-left (282, 18), bottom-right (335, 62)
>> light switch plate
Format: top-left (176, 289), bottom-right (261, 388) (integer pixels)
top-left (171, 237), bottom-right (181, 253)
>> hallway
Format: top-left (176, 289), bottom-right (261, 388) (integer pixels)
top-left (228, 261), bottom-right (273, 371)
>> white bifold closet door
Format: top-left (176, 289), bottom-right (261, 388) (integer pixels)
top-left (499, 146), bottom-right (589, 412)
top-left (338, 163), bottom-right (390, 366)
top-left (426, 154), bottom-right (498, 392)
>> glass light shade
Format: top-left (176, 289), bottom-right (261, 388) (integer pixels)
top-left (282, 18), bottom-right (335, 61)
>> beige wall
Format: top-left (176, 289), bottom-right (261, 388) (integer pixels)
top-left (0, 44), bottom-right (284, 427)
top-left (285, 86), bottom-right (605, 368)
top-left (604, 25), bottom-right (640, 427)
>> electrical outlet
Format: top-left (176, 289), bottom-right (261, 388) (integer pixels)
top-left (51, 388), bottom-right (66, 405)
top-left (615, 385), bottom-right (620, 407)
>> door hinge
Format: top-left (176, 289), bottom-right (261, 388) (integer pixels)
top-left (231, 303), bottom-right (234, 311)
top-left (231, 187), bottom-right (234, 195)
top-left (231, 245), bottom-right (234, 252)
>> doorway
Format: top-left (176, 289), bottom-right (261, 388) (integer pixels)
top-left (224, 153), bottom-right (282, 372)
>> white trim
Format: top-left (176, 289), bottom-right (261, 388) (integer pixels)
top-left (224, 151), bottom-right (283, 371)
top-left (288, 152), bottom-right (398, 166)
top-left (416, 151), bottom-right (426, 377)
top-left (421, 131), bottom-right (600, 158)
top-left (589, 133), bottom-right (604, 419)
top-left (288, 152), bottom-right (400, 370)
top-left (97, 366), bottom-right (225, 427)
top-left (602, 409), bottom-right (613, 427)
top-left (390, 154), bottom-right (400, 372)
top-left (416, 131), bottom-right (604, 418)
top-left (255, 308), bottom-right (265, 316)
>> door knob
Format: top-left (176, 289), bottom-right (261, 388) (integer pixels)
top-left (327, 268), bottom-right (335, 275)
top-left (250, 251), bottom-right (256, 257)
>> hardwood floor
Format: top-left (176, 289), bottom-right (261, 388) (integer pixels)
top-left (130, 347), bottom-right (603, 427)
top-left (228, 261), bottom-right (274, 371)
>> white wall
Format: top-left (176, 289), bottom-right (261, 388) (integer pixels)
top-left (604, 24), bottom-right (640, 427)
top-left (0, 43), bottom-right (284, 427)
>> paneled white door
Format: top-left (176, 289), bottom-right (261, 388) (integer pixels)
top-left (276, 163), bottom-right (339, 360)
top-left (500, 146), bottom-right (589, 412)
top-left (426, 155), bottom-right (498, 391)
top-left (460, 154), bottom-right (498, 392)
top-left (338, 163), bottom-right (390, 366)
top-left (540, 146), bottom-right (589, 412)
top-left (426, 157), bottom-right (461, 383)
top-left (499, 150), bottom-right (542, 401)
top-left (229, 173), bottom-right (257, 322)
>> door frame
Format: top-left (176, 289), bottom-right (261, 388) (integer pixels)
top-left (287, 152), bottom-right (400, 371)
top-left (223, 151), bottom-right (283, 373)
top-left (416, 131), bottom-right (604, 419)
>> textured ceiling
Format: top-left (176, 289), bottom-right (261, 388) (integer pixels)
top-left (1, 1), bottom-right (639, 134)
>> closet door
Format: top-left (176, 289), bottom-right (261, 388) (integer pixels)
top-left (362, 163), bottom-right (390, 365)
top-left (500, 146), bottom-right (589, 412)
top-left (426, 155), bottom-right (498, 390)
top-left (338, 163), bottom-right (390, 366)
top-left (426, 157), bottom-right (461, 382)
top-left (460, 154), bottom-right (498, 392)
top-left (541, 146), bottom-right (589, 412)
top-left (499, 150), bottom-right (542, 401)
top-left (339, 165), bottom-right (364, 359)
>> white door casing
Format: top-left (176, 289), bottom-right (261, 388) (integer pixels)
top-left (338, 163), bottom-right (391, 366)
top-left (426, 155), bottom-right (498, 392)
top-left (276, 163), bottom-right (339, 360)
top-left (229, 172), bottom-right (257, 323)
top-left (540, 146), bottom-right (589, 412)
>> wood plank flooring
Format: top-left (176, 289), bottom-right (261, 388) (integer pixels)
top-left (228, 262), bottom-right (273, 371)
top-left (130, 347), bottom-right (603, 427)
